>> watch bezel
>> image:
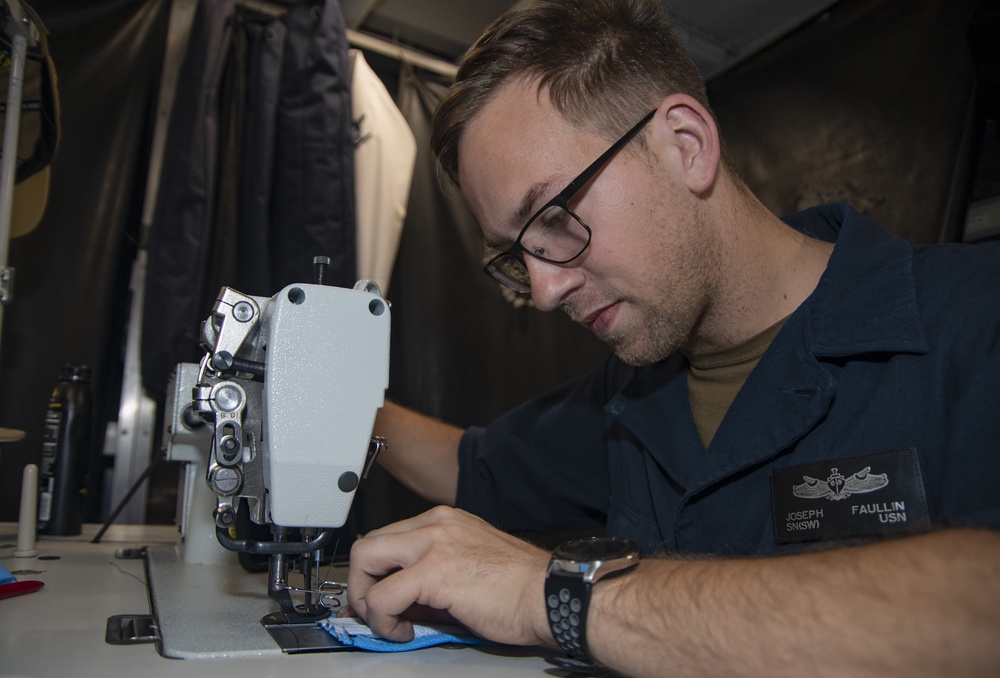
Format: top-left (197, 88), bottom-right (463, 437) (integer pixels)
top-left (548, 536), bottom-right (639, 583)
top-left (552, 535), bottom-right (638, 561)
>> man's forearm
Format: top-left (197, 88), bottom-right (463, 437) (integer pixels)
top-left (588, 529), bottom-right (1000, 678)
top-left (373, 401), bottom-right (463, 506)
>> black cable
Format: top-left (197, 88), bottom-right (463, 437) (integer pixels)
top-left (90, 454), bottom-right (163, 544)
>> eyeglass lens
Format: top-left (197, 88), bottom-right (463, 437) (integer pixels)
top-left (486, 253), bottom-right (531, 293)
top-left (489, 205), bottom-right (591, 294)
top-left (520, 205), bottom-right (591, 263)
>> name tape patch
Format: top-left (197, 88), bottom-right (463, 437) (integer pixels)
top-left (771, 448), bottom-right (929, 545)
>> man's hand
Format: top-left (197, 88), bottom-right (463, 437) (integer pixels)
top-left (347, 505), bottom-right (553, 647)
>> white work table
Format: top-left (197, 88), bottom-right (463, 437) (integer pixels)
top-left (0, 523), bottom-right (560, 678)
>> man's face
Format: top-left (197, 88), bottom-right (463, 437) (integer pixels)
top-left (458, 81), bottom-right (721, 365)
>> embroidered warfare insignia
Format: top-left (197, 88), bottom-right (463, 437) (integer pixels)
top-left (792, 466), bottom-right (888, 501)
top-left (771, 449), bottom-right (930, 546)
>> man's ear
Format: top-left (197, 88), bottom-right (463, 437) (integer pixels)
top-left (651, 93), bottom-right (721, 195)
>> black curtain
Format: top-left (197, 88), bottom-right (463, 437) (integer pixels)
top-left (141, 0), bottom-right (357, 403)
top-left (0, 0), bottom-right (168, 522)
top-left (708, 0), bottom-right (985, 243)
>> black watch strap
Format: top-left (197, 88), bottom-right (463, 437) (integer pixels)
top-left (545, 572), bottom-right (592, 660)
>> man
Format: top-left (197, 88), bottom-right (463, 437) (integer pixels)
top-left (346, 1), bottom-right (1000, 675)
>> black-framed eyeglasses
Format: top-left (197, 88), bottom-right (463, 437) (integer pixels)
top-left (483, 108), bottom-right (657, 297)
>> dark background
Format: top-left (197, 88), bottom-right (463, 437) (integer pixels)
top-left (0, 0), bottom-right (996, 527)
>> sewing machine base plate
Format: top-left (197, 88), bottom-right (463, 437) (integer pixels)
top-left (144, 544), bottom-right (347, 658)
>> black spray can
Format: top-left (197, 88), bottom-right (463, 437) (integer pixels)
top-left (38, 364), bottom-right (93, 535)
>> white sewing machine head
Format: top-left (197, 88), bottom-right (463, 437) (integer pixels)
top-left (195, 279), bottom-right (389, 530)
top-left (163, 276), bottom-right (389, 631)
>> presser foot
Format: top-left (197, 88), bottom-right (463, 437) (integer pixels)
top-left (260, 608), bottom-right (350, 654)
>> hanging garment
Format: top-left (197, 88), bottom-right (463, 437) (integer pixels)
top-left (350, 50), bottom-right (416, 294)
top-left (142, 0), bottom-right (356, 397)
top-left (142, 0), bottom-right (236, 397)
top-left (235, 16), bottom-right (286, 296)
top-left (268, 0), bottom-right (356, 292)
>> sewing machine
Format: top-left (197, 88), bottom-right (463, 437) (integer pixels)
top-left (158, 268), bottom-right (390, 652)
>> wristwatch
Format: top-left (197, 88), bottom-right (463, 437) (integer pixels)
top-left (544, 536), bottom-right (640, 669)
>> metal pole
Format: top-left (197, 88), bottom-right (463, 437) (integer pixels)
top-left (0, 0), bottom-right (27, 278)
top-left (0, 0), bottom-right (31, 444)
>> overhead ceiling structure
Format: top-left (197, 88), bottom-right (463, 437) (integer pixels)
top-left (341, 0), bottom-right (841, 80)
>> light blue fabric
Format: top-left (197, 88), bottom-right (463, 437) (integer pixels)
top-left (317, 617), bottom-right (489, 652)
top-left (0, 563), bottom-right (16, 585)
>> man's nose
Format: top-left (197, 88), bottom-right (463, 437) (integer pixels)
top-left (525, 257), bottom-right (583, 312)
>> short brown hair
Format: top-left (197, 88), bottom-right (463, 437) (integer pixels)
top-left (431, 0), bottom-right (722, 186)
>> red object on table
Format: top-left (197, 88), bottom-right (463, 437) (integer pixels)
top-left (0, 580), bottom-right (45, 599)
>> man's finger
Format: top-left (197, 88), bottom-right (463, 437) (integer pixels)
top-left (347, 527), bottom-right (440, 631)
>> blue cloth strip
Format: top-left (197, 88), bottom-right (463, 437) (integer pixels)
top-left (317, 617), bottom-right (489, 652)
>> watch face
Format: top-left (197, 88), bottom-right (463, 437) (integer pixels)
top-left (555, 537), bottom-right (637, 561)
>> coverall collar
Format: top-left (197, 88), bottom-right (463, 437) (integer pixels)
top-left (608, 203), bottom-right (929, 495)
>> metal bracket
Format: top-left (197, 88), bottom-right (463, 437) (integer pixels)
top-left (362, 436), bottom-right (388, 479)
top-left (105, 614), bottom-right (159, 645)
top-left (0, 266), bottom-right (14, 304)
